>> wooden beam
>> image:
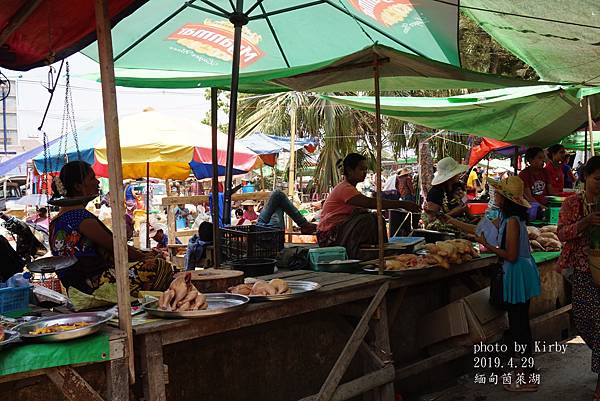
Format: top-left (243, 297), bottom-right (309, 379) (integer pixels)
top-left (299, 366), bottom-right (395, 401)
top-left (106, 358), bottom-right (129, 401)
top-left (46, 366), bottom-right (105, 401)
top-left (161, 191), bottom-right (271, 206)
top-left (94, 0), bottom-right (134, 384)
top-left (373, 56), bottom-right (384, 275)
top-left (370, 298), bottom-right (395, 400)
top-left (0, 0), bottom-right (43, 46)
top-left (140, 333), bottom-right (167, 401)
top-left (587, 97), bottom-right (596, 156)
top-left (315, 282), bottom-right (389, 401)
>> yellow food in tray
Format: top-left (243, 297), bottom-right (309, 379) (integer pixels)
top-left (29, 321), bottom-right (91, 335)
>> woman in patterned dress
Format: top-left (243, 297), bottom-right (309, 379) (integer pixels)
top-left (49, 161), bottom-right (173, 297)
top-left (557, 156), bottom-right (600, 401)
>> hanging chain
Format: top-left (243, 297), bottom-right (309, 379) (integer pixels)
top-left (60, 62), bottom-right (80, 160)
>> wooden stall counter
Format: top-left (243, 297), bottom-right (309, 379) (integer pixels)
top-left (132, 270), bottom-right (397, 401)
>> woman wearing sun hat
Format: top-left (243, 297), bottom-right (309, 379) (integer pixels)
top-left (424, 157), bottom-right (469, 230)
top-left (440, 176), bottom-right (541, 392)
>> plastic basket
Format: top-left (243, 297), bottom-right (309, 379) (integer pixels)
top-left (0, 286), bottom-right (31, 316)
top-left (549, 207), bottom-right (560, 225)
top-left (221, 225), bottom-right (284, 261)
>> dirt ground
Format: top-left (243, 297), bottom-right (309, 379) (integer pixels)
top-left (417, 337), bottom-right (597, 401)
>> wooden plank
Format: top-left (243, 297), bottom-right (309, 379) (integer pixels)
top-left (46, 366), bottom-right (105, 401)
top-left (161, 191), bottom-right (272, 206)
top-left (394, 346), bottom-right (471, 380)
top-left (299, 366), bottom-right (395, 401)
top-left (315, 283), bottom-right (389, 401)
top-left (370, 298), bottom-right (394, 401)
top-left (387, 287), bottom-right (407, 325)
top-left (106, 358), bottom-right (129, 401)
top-left (94, 0), bottom-right (134, 383)
top-left (139, 333), bottom-right (167, 401)
top-left (0, 0), bottom-right (43, 46)
top-left (531, 304), bottom-right (572, 325)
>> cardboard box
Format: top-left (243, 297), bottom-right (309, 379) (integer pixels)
top-left (417, 287), bottom-right (507, 349)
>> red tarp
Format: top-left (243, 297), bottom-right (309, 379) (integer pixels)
top-left (468, 138), bottom-right (514, 168)
top-left (0, 0), bottom-right (147, 71)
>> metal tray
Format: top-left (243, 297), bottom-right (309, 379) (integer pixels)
top-left (27, 256), bottom-right (78, 273)
top-left (316, 260), bottom-right (362, 273)
top-left (0, 330), bottom-right (20, 350)
top-left (14, 311), bottom-right (114, 342)
top-left (143, 293), bottom-right (249, 318)
top-left (248, 280), bottom-right (321, 302)
top-left (362, 264), bottom-right (436, 276)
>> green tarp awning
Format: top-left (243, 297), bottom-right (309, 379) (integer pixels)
top-left (561, 131), bottom-right (600, 151)
top-left (462, 0), bottom-right (600, 85)
top-left (322, 85), bottom-right (600, 146)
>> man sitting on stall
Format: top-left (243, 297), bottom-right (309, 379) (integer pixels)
top-left (49, 161), bottom-right (173, 297)
top-left (316, 153), bottom-right (420, 259)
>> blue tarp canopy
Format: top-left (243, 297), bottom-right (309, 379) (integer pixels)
top-left (0, 136), bottom-right (63, 176)
top-left (237, 133), bottom-right (316, 155)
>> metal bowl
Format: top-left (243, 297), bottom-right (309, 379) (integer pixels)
top-left (248, 280), bottom-right (321, 302)
top-left (316, 260), bottom-right (362, 273)
top-left (14, 311), bottom-right (114, 342)
top-left (143, 293), bottom-right (249, 318)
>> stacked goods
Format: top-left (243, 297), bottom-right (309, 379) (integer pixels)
top-left (527, 225), bottom-right (561, 251)
top-left (158, 273), bottom-right (208, 312)
top-left (422, 239), bottom-right (480, 269)
top-left (229, 279), bottom-right (291, 296)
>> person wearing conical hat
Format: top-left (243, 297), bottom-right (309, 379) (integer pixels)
top-left (440, 175), bottom-right (541, 392)
top-left (423, 157), bottom-right (469, 230)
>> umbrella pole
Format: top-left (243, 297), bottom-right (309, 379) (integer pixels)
top-left (94, 0), bottom-right (134, 383)
top-left (223, 1), bottom-right (247, 226)
top-left (588, 97), bottom-right (596, 157)
top-left (211, 88), bottom-right (221, 267)
top-left (373, 56), bottom-right (384, 275)
top-left (288, 102), bottom-right (297, 240)
top-left (260, 165), bottom-right (265, 191)
top-left (146, 162), bottom-right (150, 249)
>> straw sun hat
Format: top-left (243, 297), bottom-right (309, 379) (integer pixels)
top-left (431, 157), bottom-right (468, 186)
top-left (489, 176), bottom-right (531, 208)
top-left (398, 167), bottom-right (412, 176)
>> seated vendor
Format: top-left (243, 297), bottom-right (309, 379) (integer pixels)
top-left (49, 161), bottom-right (173, 296)
top-left (518, 147), bottom-right (555, 215)
top-left (423, 157), bottom-right (469, 231)
top-left (317, 153), bottom-right (420, 259)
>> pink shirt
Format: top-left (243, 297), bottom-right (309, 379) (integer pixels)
top-left (318, 181), bottom-right (361, 233)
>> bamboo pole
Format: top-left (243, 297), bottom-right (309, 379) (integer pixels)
top-left (588, 97), bottom-right (596, 157)
top-left (223, 0), bottom-right (245, 225)
top-left (373, 57), bottom-right (384, 275)
top-left (146, 162), bottom-right (150, 249)
top-left (259, 165), bottom-right (265, 191)
top-left (287, 102), bottom-right (297, 241)
top-left (94, 0), bottom-right (134, 383)
top-left (210, 88), bottom-right (221, 267)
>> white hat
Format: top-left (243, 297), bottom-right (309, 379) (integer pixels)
top-left (431, 157), bottom-right (468, 186)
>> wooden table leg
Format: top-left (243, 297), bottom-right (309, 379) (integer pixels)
top-left (106, 358), bottom-right (129, 401)
top-left (140, 333), bottom-right (167, 401)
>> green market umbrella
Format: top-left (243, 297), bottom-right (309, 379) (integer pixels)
top-left (322, 85), bottom-right (600, 147)
top-left (82, 0), bottom-right (461, 223)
